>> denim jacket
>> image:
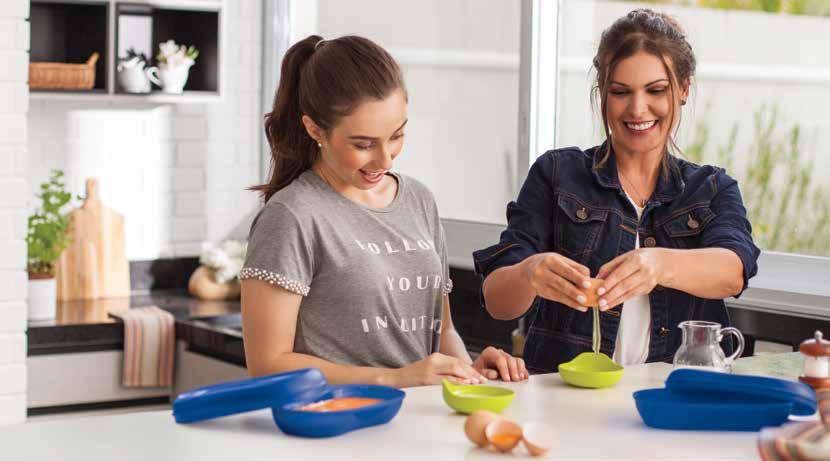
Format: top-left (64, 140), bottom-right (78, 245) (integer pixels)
top-left (473, 144), bottom-right (760, 374)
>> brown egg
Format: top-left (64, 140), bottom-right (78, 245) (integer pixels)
top-left (464, 410), bottom-right (501, 447)
top-left (485, 419), bottom-right (523, 453)
top-left (579, 278), bottom-right (603, 308)
top-left (522, 422), bottom-right (555, 457)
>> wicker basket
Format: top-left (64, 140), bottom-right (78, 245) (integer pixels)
top-left (29, 52), bottom-right (100, 90)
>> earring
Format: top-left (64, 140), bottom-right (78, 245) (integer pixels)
top-left (680, 99), bottom-right (687, 106)
top-left (317, 142), bottom-right (322, 148)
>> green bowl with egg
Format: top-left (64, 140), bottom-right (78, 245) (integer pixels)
top-left (558, 352), bottom-right (624, 388)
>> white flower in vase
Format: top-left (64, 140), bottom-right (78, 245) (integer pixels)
top-left (158, 39), bottom-right (180, 61)
top-left (151, 40), bottom-right (200, 94)
top-left (199, 240), bottom-right (248, 284)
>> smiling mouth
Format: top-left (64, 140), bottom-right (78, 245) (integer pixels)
top-left (625, 120), bottom-right (658, 131)
top-left (359, 169), bottom-right (385, 180)
top-left (359, 169), bottom-right (386, 184)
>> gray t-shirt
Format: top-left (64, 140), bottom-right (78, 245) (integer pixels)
top-left (240, 170), bottom-right (452, 368)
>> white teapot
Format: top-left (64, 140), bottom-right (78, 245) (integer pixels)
top-left (117, 57), bottom-right (158, 94)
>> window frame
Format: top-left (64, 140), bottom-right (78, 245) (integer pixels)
top-left (260, 0), bottom-right (292, 183)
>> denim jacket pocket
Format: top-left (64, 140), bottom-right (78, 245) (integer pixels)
top-left (555, 193), bottom-right (608, 260)
top-left (661, 206), bottom-right (715, 248)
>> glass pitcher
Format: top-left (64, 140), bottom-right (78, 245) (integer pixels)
top-left (672, 321), bottom-right (745, 373)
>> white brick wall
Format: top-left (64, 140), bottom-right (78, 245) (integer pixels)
top-left (0, 0), bottom-right (28, 425)
top-left (0, 51), bottom-right (28, 83)
top-left (27, 1), bottom-right (262, 260)
top-left (0, 273), bottom-right (27, 303)
top-left (0, 394), bottom-right (26, 426)
top-left (0, 241), bottom-right (25, 269)
top-left (0, 303), bottom-right (26, 334)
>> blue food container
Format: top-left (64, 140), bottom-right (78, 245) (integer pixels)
top-left (273, 384), bottom-right (405, 438)
top-left (172, 368), bottom-right (405, 437)
top-left (633, 368), bottom-right (816, 431)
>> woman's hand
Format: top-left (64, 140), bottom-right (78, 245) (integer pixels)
top-left (472, 346), bottom-right (528, 382)
top-left (391, 352), bottom-right (489, 387)
top-left (596, 248), bottom-right (667, 310)
top-left (523, 252), bottom-right (592, 312)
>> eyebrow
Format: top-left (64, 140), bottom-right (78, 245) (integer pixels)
top-left (609, 79), bottom-right (669, 87)
top-left (347, 119), bottom-right (408, 141)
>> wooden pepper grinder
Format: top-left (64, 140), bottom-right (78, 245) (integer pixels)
top-left (799, 330), bottom-right (830, 389)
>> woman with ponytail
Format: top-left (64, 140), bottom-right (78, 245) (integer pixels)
top-left (240, 35), bottom-right (527, 388)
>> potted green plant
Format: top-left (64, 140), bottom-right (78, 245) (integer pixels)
top-left (26, 170), bottom-right (72, 320)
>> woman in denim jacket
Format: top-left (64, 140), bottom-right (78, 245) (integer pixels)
top-left (474, 9), bottom-right (760, 374)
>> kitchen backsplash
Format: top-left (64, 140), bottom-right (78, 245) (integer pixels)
top-left (129, 257), bottom-right (199, 292)
top-left (26, 0), bottom-right (264, 261)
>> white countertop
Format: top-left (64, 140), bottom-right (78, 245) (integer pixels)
top-left (0, 363), bottom-right (760, 461)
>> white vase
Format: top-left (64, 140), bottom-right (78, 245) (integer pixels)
top-left (28, 277), bottom-right (57, 321)
top-left (147, 63), bottom-right (193, 94)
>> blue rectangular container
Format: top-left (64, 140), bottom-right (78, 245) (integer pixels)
top-left (633, 369), bottom-right (817, 431)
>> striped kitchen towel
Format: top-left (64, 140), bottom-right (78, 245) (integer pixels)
top-left (117, 306), bottom-right (175, 387)
top-left (758, 389), bottom-right (830, 461)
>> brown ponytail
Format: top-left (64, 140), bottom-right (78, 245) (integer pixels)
top-left (251, 35), bottom-right (406, 203)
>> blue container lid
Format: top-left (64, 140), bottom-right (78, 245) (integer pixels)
top-left (666, 369), bottom-right (816, 416)
top-left (173, 368), bottom-right (327, 423)
top-left (633, 369), bottom-right (817, 431)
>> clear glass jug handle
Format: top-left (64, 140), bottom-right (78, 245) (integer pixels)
top-left (719, 327), bottom-right (744, 363)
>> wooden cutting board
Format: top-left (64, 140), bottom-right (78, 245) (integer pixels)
top-left (56, 178), bottom-right (130, 300)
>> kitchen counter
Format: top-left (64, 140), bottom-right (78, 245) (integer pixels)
top-left (26, 265), bottom-right (513, 367)
top-left (24, 291), bottom-right (248, 414)
top-left (27, 291), bottom-right (245, 364)
top-left (0, 362), bottom-right (761, 460)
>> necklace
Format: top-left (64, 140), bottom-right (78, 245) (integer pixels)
top-left (619, 169), bottom-right (647, 207)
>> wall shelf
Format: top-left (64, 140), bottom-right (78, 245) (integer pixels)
top-left (30, 1), bottom-right (110, 91)
top-left (29, 90), bottom-right (220, 103)
top-left (29, 0), bottom-right (224, 103)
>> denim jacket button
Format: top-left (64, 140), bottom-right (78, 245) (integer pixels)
top-left (576, 208), bottom-right (588, 220)
top-left (644, 236), bottom-right (657, 247)
top-left (659, 327), bottom-right (670, 337)
top-left (687, 215), bottom-right (700, 229)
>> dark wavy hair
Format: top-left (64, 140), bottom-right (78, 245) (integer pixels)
top-left (592, 9), bottom-right (697, 175)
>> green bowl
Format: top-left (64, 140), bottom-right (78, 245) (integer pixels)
top-left (441, 379), bottom-right (515, 414)
top-left (558, 352), bottom-right (624, 388)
